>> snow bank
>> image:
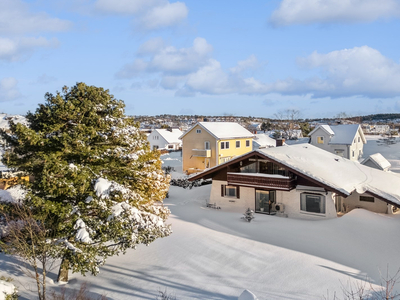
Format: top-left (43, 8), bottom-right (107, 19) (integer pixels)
top-left (0, 280), bottom-right (16, 300)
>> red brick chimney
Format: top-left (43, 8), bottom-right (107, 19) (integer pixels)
top-left (276, 138), bottom-right (285, 147)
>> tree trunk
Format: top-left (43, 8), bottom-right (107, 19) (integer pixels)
top-left (57, 258), bottom-right (69, 282)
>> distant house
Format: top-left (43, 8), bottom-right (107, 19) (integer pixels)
top-left (147, 128), bottom-right (183, 151)
top-left (189, 144), bottom-right (400, 219)
top-left (361, 153), bottom-right (391, 172)
top-left (180, 122), bottom-right (254, 174)
top-left (253, 134), bottom-right (276, 149)
top-left (308, 124), bottom-right (366, 161)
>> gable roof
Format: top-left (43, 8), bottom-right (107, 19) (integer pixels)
top-left (190, 144), bottom-right (400, 208)
top-left (309, 124), bottom-right (366, 145)
top-left (180, 122), bottom-right (254, 140)
top-left (155, 129), bottom-right (183, 144)
top-left (309, 124), bottom-right (335, 136)
top-left (361, 153), bottom-right (391, 171)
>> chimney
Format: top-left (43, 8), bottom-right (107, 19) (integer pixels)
top-left (276, 138), bottom-right (285, 147)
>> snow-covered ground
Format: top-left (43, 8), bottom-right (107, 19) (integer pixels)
top-left (1, 147), bottom-right (400, 299)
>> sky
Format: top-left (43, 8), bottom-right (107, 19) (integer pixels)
top-left (1, 0), bottom-right (400, 119)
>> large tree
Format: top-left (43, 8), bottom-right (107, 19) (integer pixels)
top-left (1, 83), bottom-right (171, 285)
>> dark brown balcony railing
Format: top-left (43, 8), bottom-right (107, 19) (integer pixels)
top-left (227, 172), bottom-right (296, 190)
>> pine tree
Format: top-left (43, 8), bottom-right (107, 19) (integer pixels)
top-left (1, 83), bottom-right (171, 283)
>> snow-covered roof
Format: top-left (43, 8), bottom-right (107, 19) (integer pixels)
top-left (155, 128), bottom-right (183, 144)
top-left (309, 124), bottom-right (365, 145)
top-left (180, 122), bottom-right (254, 140)
top-left (361, 153), bottom-right (391, 171)
top-left (191, 144), bottom-right (400, 207)
top-left (253, 134), bottom-right (276, 148)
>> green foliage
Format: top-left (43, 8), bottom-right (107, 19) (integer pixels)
top-left (299, 122), bottom-right (312, 137)
top-left (1, 83), bottom-right (171, 278)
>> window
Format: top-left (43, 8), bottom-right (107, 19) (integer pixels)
top-left (300, 193), bottom-right (325, 214)
top-left (360, 196), bottom-right (374, 202)
top-left (354, 138), bottom-right (356, 143)
top-left (196, 129), bottom-right (202, 133)
top-left (236, 141), bottom-right (240, 148)
top-left (358, 137), bottom-right (360, 143)
top-left (352, 150), bottom-right (355, 157)
top-left (221, 185), bottom-right (239, 198)
top-left (246, 140), bottom-right (250, 147)
top-left (205, 141), bottom-right (210, 150)
top-left (335, 149), bottom-right (344, 157)
top-left (221, 141), bottom-right (229, 149)
top-left (317, 136), bottom-right (324, 144)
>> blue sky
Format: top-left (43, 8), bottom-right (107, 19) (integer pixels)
top-left (1, 0), bottom-right (400, 119)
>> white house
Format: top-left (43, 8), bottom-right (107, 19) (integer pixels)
top-left (147, 128), bottom-right (183, 151)
top-left (189, 144), bottom-right (400, 220)
top-left (308, 124), bottom-right (366, 161)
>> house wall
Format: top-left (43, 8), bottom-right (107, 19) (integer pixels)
top-left (182, 124), bottom-right (217, 173)
top-left (309, 127), bottom-right (334, 153)
top-left (342, 192), bottom-right (388, 213)
top-left (210, 180), bottom-right (337, 219)
top-left (147, 131), bottom-right (169, 150)
top-left (217, 138), bottom-right (253, 164)
top-left (362, 159), bottom-right (381, 170)
top-left (348, 130), bottom-right (364, 161)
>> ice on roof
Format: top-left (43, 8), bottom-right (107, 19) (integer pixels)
top-left (198, 122), bottom-right (254, 139)
top-left (155, 129), bottom-right (183, 143)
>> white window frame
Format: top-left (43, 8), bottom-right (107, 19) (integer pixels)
top-left (246, 140), bottom-right (250, 147)
top-left (196, 129), bottom-right (202, 134)
top-left (236, 141), bottom-right (240, 148)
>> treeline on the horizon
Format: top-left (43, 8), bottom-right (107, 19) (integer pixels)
top-left (134, 113), bottom-right (400, 122)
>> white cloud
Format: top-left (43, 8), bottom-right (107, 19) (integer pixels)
top-left (137, 37), bottom-right (165, 55)
top-left (293, 46), bottom-right (400, 98)
top-left (122, 40), bottom-right (400, 99)
top-left (0, 37), bottom-right (59, 62)
top-left (0, 77), bottom-right (21, 101)
top-left (270, 0), bottom-right (400, 26)
top-left (229, 54), bottom-right (259, 74)
top-left (117, 37), bottom-right (213, 78)
top-left (139, 2), bottom-right (188, 30)
top-left (94, 0), bottom-right (188, 30)
top-left (0, 0), bottom-right (72, 34)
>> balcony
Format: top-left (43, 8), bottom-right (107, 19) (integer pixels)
top-left (192, 149), bottom-right (211, 157)
top-left (227, 172), bottom-right (296, 190)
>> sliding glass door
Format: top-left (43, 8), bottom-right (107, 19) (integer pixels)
top-left (255, 190), bottom-right (276, 214)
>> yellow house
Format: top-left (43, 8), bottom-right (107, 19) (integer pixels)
top-left (180, 122), bottom-right (254, 174)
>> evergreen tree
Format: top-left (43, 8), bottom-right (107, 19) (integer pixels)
top-left (1, 83), bottom-right (171, 283)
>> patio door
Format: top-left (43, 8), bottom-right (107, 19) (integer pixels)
top-left (255, 190), bottom-right (276, 214)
